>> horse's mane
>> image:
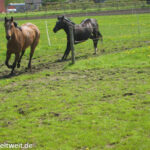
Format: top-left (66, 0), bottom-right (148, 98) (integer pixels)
top-left (64, 17), bottom-right (75, 25)
top-left (14, 22), bottom-right (22, 31)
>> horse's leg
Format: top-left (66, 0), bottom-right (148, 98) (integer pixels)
top-left (64, 46), bottom-right (71, 60)
top-left (92, 28), bottom-right (103, 54)
top-left (93, 39), bottom-right (98, 55)
top-left (11, 53), bottom-right (20, 75)
top-left (62, 50), bottom-right (67, 61)
top-left (5, 51), bottom-right (12, 69)
top-left (28, 48), bottom-right (34, 69)
top-left (62, 41), bottom-right (70, 61)
top-left (97, 31), bottom-right (105, 53)
top-left (28, 34), bottom-right (40, 69)
top-left (28, 43), bottom-right (37, 69)
top-left (17, 50), bottom-right (25, 68)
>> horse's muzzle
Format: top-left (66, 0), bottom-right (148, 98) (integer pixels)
top-left (53, 28), bottom-right (57, 33)
top-left (6, 36), bottom-right (11, 40)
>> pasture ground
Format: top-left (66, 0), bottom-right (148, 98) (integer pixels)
top-left (0, 14), bottom-right (150, 150)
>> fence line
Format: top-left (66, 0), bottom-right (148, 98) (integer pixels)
top-left (45, 21), bottom-right (51, 46)
top-left (20, 1), bottom-right (150, 13)
top-left (40, 1), bottom-right (149, 11)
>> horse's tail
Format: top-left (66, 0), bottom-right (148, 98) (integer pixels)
top-left (94, 19), bottom-right (103, 43)
top-left (98, 31), bottom-right (103, 43)
top-left (33, 27), bottom-right (40, 47)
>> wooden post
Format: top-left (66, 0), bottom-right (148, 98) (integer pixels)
top-left (69, 25), bottom-right (75, 64)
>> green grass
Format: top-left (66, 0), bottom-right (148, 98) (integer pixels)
top-left (67, 46), bottom-right (150, 70)
top-left (0, 13), bottom-right (150, 149)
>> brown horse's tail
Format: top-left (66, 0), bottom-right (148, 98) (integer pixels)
top-left (34, 28), bottom-right (40, 45)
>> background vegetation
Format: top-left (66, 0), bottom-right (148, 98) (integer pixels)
top-left (1, 0), bottom-right (150, 21)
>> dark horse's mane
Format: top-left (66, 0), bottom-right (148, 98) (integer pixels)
top-left (14, 22), bottom-right (22, 31)
top-left (63, 17), bottom-right (76, 25)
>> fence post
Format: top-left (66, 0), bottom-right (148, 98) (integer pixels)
top-left (69, 25), bottom-right (75, 64)
top-left (45, 21), bottom-right (51, 46)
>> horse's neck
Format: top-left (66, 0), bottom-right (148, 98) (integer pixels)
top-left (64, 23), bottom-right (75, 38)
top-left (64, 25), bottom-right (70, 35)
top-left (12, 27), bottom-right (21, 41)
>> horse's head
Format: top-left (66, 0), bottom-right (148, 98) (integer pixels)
top-left (53, 16), bottom-right (75, 33)
top-left (53, 16), bottom-right (65, 33)
top-left (4, 17), bottom-right (15, 40)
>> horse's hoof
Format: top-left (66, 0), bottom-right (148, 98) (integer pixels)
top-left (25, 67), bottom-right (32, 72)
top-left (61, 58), bottom-right (67, 62)
top-left (56, 59), bottom-right (62, 62)
top-left (17, 64), bottom-right (20, 68)
top-left (101, 49), bottom-right (105, 53)
top-left (61, 57), bottom-right (66, 62)
top-left (8, 65), bottom-right (13, 69)
top-left (9, 72), bottom-right (14, 76)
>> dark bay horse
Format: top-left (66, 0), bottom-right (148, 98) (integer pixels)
top-left (53, 16), bottom-right (103, 61)
top-left (4, 17), bottom-right (40, 75)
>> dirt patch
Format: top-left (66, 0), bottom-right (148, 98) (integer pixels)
top-left (123, 92), bottom-right (134, 96)
top-left (0, 52), bottom-right (93, 79)
top-left (17, 108), bottom-right (26, 115)
top-left (106, 142), bottom-right (118, 148)
top-left (0, 59), bottom-right (65, 79)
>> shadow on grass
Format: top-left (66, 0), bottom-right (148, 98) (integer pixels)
top-left (0, 53), bottom-right (100, 80)
top-left (0, 69), bottom-right (30, 79)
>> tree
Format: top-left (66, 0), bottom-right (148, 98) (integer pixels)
top-left (5, 0), bottom-right (10, 7)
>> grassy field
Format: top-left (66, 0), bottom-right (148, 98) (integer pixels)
top-left (0, 13), bottom-right (150, 150)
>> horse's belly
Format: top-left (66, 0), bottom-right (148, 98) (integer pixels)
top-left (74, 29), bottom-right (91, 41)
top-left (24, 34), bottom-right (35, 48)
top-left (74, 33), bottom-right (90, 42)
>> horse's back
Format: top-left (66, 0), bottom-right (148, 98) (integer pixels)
top-left (80, 18), bottom-right (99, 32)
top-left (80, 18), bottom-right (98, 26)
top-left (21, 23), bottom-right (40, 38)
top-left (74, 18), bottom-right (100, 42)
top-left (21, 23), bottom-right (40, 34)
top-left (21, 23), bottom-right (40, 48)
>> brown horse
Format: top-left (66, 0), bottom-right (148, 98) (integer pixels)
top-left (4, 17), bottom-right (40, 75)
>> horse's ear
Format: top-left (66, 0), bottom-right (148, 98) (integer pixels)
top-left (58, 16), bottom-right (64, 21)
top-left (11, 16), bottom-right (13, 22)
top-left (57, 16), bottom-right (61, 20)
top-left (61, 16), bottom-right (64, 20)
top-left (14, 22), bottom-right (18, 27)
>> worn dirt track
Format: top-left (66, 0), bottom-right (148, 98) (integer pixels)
top-left (1, 41), bottom-right (150, 79)
top-left (0, 52), bottom-right (95, 79)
